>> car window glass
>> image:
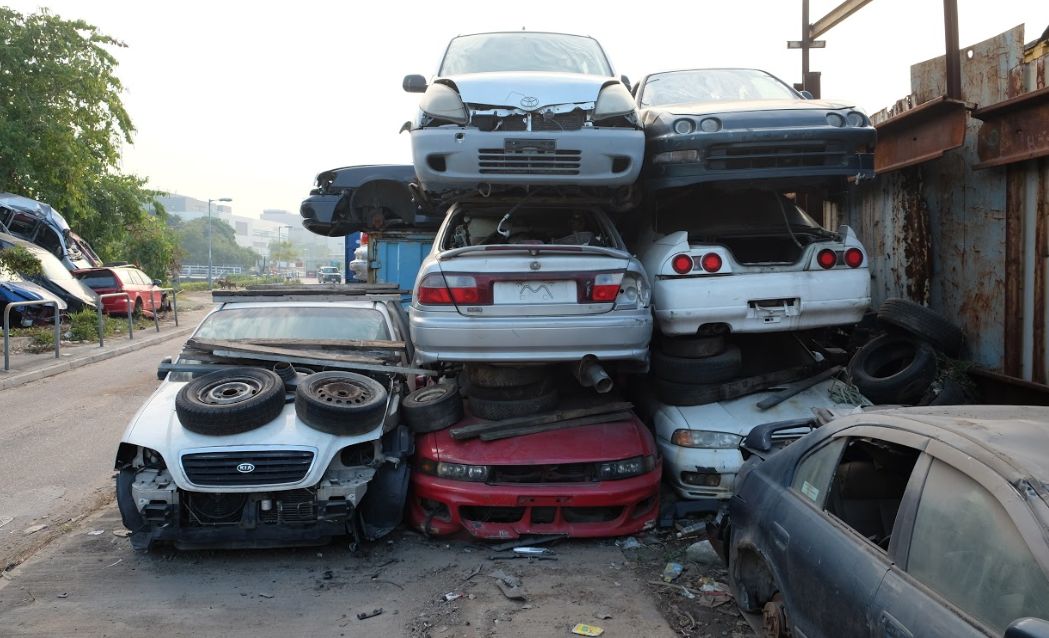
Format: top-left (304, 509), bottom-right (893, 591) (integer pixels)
top-left (193, 306), bottom-right (390, 341)
top-left (791, 438), bottom-right (846, 507)
top-left (76, 271), bottom-right (118, 288)
top-left (443, 208), bottom-right (616, 249)
top-left (6, 212), bottom-right (38, 239)
top-left (657, 190), bottom-right (824, 237)
top-left (822, 438), bottom-right (921, 550)
top-left (35, 227), bottom-right (63, 256)
top-left (129, 269), bottom-right (148, 285)
top-left (440, 33), bottom-right (611, 76)
top-left (640, 69), bottom-right (798, 107)
top-left (906, 460), bottom-right (1049, 634)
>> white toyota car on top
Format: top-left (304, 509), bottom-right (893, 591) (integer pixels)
top-left (637, 187), bottom-right (871, 336)
top-left (402, 31), bottom-right (644, 196)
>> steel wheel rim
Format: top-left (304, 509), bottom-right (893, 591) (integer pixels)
top-left (412, 386), bottom-right (448, 404)
top-left (198, 378), bottom-right (261, 405)
top-left (313, 379), bottom-right (372, 405)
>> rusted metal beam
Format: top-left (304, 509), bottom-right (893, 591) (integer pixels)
top-left (972, 86), bottom-right (1049, 169)
top-left (874, 97), bottom-right (968, 173)
top-left (943, 0), bottom-right (962, 99)
top-left (1004, 169), bottom-right (1025, 377)
top-left (809, 0), bottom-right (874, 39)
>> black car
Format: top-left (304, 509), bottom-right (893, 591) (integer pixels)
top-left (634, 68), bottom-right (876, 190)
top-left (711, 406), bottom-right (1049, 638)
top-left (300, 164), bottom-right (424, 237)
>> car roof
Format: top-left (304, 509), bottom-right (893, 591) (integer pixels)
top-left (836, 406), bottom-right (1049, 486)
top-left (451, 31), bottom-right (598, 41)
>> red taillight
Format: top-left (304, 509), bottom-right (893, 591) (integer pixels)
top-left (816, 249), bottom-right (837, 269)
top-left (418, 274), bottom-right (453, 304)
top-left (418, 273), bottom-right (485, 305)
top-left (671, 254), bottom-right (694, 275)
top-left (591, 273), bottom-right (623, 302)
top-left (844, 247), bottom-right (864, 268)
top-left (700, 252), bottom-right (723, 273)
top-left (359, 233), bottom-right (369, 245)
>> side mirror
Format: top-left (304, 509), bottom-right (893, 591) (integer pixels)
top-left (152, 279), bottom-right (162, 286)
top-left (800, 90), bottom-right (814, 99)
top-left (620, 74), bottom-right (631, 91)
top-left (157, 356), bottom-right (172, 381)
top-left (1005, 618), bottom-right (1049, 638)
top-left (403, 74), bottom-right (428, 94)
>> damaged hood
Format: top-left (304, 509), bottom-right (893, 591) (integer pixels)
top-left (446, 72), bottom-right (612, 110)
top-left (121, 380), bottom-right (387, 492)
top-left (429, 417), bottom-right (655, 466)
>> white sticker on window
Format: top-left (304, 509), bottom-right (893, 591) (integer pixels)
top-left (801, 481), bottom-right (820, 502)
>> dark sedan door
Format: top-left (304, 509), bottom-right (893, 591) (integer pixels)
top-left (868, 451), bottom-right (1049, 638)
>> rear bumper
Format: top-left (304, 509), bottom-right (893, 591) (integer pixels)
top-left (408, 469), bottom-right (661, 539)
top-left (652, 269), bottom-right (869, 335)
top-left (411, 127), bottom-right (644, 191)
top-left (410, 307), bottom-right (652, 363)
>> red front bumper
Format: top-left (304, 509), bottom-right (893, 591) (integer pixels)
top-left (408, 467), bottom-right (661, 539)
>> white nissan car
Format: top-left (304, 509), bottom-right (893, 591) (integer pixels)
top-left (403, 31), bottom-right (644, 196)
top-left (638, 187), bottom-right (871, 336)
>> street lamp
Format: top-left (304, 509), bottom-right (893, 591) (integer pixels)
top-left (207, 197), bottom-right (232, 290)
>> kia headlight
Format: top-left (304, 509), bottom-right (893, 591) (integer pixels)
top-left (420, 83), bottom-right (469, 125)
top-left (593, 83), bottom-right (637, 121)
top-left (670, 430), bottom-right (743, 449)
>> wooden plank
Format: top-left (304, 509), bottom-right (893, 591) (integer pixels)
top-left (450, 401), bottom-right (635, 440)
top-left (188, 338), bottom-right (386, 364)
top-left (205, 347), bottom-right (437, 377)
top-left (478, 412), bottom-right (635, 442)
top-left (242, 338), bottom-right (406, 351)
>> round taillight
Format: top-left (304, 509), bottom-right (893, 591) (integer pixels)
top-left (817, 249), bottom-right (838, 269)
top-left (671, 254), bottom-right (694, 275)
top-left (700, 252), bottom-right (723, 273)
top-left (844, 247), bottom-right (864, 268)
top-left (359, 233), bottom-right (369, 245)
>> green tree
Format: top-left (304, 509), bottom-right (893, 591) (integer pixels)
top-left (268, 240), bottom-right (300, 267)
top-left (0, 8), bottom-right (178, 274)
top-left (175, 218), bottom-right (259, 269)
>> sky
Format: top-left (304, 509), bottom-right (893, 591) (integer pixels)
top-left (6, 0), bottom-right (1049, 220)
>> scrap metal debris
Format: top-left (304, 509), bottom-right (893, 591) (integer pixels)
top-left (357, 608), bottom-right (383, 620)
top-left (662, 562), bottom-right (684, 582)
top-left (571, 623), bottom-right (605, 636)
top-left (490, 534), bottom-right (564, 552)
top-left (22, 524), bottom-right (47, 536)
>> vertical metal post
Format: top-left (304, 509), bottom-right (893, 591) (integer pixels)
top-left (53, 301), bottom-right (61, 359)
top-left (172, 289), bottom-right (179, 327)
top-left (150, 291), bottom-right (160, 333)
top-left (802, 0), bottom-right (810, 85)
top-left (943, 0), bottom-right (961, 99)
top-left (3, 306), bottom-right (10, 372)
top-left (98, 302), bottom-right (105, 347)
top-left (207, 199), bottom-right (214, 291)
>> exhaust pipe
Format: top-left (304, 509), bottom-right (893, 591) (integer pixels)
top-left (573, 356), bottom-right (614, 394)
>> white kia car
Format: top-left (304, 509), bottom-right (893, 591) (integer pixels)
top-left (403, 31), bottom-right (644, 195)
top-left (638, 187), bottom-right (870, 336)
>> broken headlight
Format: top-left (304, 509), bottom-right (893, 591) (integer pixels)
top-left (652, 150), bottom-right (700, 164)
top-left (593, 83), bottom-right (637, 121)
top-left (598, 455), bottom-right (656, 480)
top-left (671, 430), bottom-right (743, 449)
top-left (419, 458), bottom-right (489, 482)
top-left (420, 83), bottom-right (469, 125)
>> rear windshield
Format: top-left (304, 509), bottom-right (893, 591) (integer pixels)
top-left (656, 190), bottom-right (825, 239)
top-left (440, 33), bottom-right (612, 76)
top-left (639, 69), bottom-right (798, 107)
top-left (442, 207), bottom-right (620, 250)
top-left (193, 306), bottom-right (390, 341)
top-left (76, 271), bottom-right (118, 288)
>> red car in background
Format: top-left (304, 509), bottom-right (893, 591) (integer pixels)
top-left (74, 265), bottom-right (167, 317)
top-left (409, 410), bottom-right (661, 539)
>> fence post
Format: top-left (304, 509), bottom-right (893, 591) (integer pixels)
top-left (3, 300), bottom-right (60, 371)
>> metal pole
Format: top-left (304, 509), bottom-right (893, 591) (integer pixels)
top-left (98, 301), bottom-right (105, 347)
top-left (150, 290), bottom-right (160, 333)
top-left (207, 199), bottom-right (214, 291)
top-left (172, 289), bottom-right (178, 327)
top-left (802, 0), bottom-right (810, 84)
top-left (943, 0), bottom-right (962, 100)
top-left (53, 300), bottom-right (60, 359)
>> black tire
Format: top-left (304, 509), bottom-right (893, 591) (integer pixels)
top-left (652, 345), bottom-right (742, 384)
top-left (464, 363), bottom-right (547, 389)
top-left (461, 378), bottom-right (554, 401)
top-left (652, 377), bottom-right (722, 406)
top-left (848, 334), bottom-right (937, 404)
top-left (877, 298), bottom-right (963, 356)
top-left (130, 298), bottom-right (143, 319)
top-left (295, 371), bottom-right (388, 435)
top-left (921, 378), bottom-right (968, 406)
top-left (175, 367), bottom-right (286, 435)
top-left (468, 386), bottom-right (559, 421)
top-left (659, 334), bottom-right (726, 359)
top-left (403, 383), bottom-right (464, 433)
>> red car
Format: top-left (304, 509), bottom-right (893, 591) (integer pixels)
top-left (74, 265), bottom-right (167, 317)
top-left (409, 412), bottom-right (661, 539)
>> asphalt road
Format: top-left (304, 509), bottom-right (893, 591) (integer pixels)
top-left (0, 338), bottom-right (183, 570)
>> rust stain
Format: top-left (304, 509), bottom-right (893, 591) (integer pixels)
top-left (896, 167), bottom-right (932, 303)
top-left (1004, 169), bottom-right (1026, 377)
top-left (1035, 159), bottom-right (1048, 384)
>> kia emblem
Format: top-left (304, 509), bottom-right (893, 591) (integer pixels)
top-left (236, 463), bottom-right (256, 473)
top-left (520, 96), bottom-right (539, 108)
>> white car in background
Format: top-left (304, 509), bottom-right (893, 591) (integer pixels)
top-left (402, 31), bottom-right (644, 196)
top-left (638, 187), bottom-right (870, 336)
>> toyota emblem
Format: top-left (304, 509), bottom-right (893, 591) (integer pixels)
top-left (236, 463), bottom-right (256, 473)
top-left (520, 96), bottom-right (539, 108)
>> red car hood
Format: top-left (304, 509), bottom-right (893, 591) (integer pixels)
top-left (426, 415), bottom-right (654, 466)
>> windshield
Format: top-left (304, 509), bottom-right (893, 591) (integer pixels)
top-left (439, 33), bottom-right (612, 76)
top-left (319, 267), bottom-right (338, 274)
top-left (442, 207), bottom-right (621, 250)
top-left (194, 306), bottom-right (390, 341)
top-left (640, 69), bottom-right (798, 107)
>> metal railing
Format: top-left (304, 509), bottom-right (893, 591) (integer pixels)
top-left (96, 293), bottom-right (134, 347)
top-left (3, 300), bottom-right (61, 371)
top-left (146, 288), bottom-right (178, 331)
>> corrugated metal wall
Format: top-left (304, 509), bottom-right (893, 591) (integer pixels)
top-left (838, 25), bottom-right (1049, 382)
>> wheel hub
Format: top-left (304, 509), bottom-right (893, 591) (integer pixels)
top-left (202, 379), bottom-right (259, 405)
top-left (316, 380), bottom-right (370, 405)
top-left (762, 594), bottom-right (790, 638)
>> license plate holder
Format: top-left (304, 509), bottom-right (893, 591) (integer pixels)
top-left (493, 280), bottom-right (576, 304)
top-left (505, 138), bottom-right (556, 154)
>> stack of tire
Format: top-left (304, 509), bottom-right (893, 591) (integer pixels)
top-left (847, 298), bottom-right (966, 406)
top-left (459, 363), bottom-right (559, 420)
top-left (649, 333), bottom-right (743, 406)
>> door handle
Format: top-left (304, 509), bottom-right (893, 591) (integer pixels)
top-left (771, 522), bottom-right (789, 550)
top-left (880, 611), bottom-right (913, 638)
